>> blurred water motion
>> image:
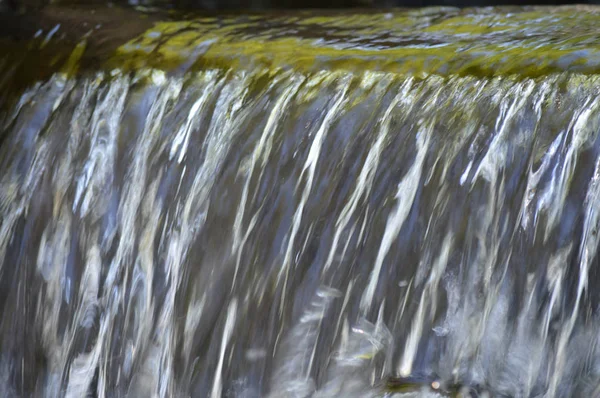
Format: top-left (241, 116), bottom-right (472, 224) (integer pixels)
top-left (3, 6), bottom-right (600, 398)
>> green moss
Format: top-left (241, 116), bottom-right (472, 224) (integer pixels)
top-left (6, 5), bottom-right (600, 82)
top-left (104, 7), bottom-right (600, 78)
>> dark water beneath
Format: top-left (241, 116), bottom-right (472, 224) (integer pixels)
top-left (3, 21), bottom-right (600, 397)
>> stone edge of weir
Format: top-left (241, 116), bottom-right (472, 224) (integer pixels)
top-left (2, 4), bottom-right (600, 85)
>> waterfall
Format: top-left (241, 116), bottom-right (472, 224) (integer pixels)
top-left (3, 6), bottom-right (600, 398)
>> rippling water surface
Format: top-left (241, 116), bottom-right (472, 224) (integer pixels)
top-left (3, 7), bottom-right (600, 398)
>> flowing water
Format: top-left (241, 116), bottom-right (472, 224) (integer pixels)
top-left (3, 7), bottom-right (600, 398)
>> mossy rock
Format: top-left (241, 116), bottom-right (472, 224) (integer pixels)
top-left (3, 5), bottom-right (600, 89)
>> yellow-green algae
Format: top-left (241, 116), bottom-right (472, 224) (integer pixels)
top-left (106, 6), bottom-right (600, 78)
top-left (4, 5), bottom-right (600, 83)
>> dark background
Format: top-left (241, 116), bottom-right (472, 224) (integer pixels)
top-left (150, 0), bottom-right (600, 8)
top-left (207, 0), bottom-right (600, 7)
top-left (138, 0), bottom-right (600, 8)
top-left (2, 0), bottom-right (600, 10)
top-left (2, 0), bottom-right (600, 20)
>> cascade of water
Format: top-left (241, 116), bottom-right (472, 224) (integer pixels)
top-left (3, 43), bottom-right (600, 397)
